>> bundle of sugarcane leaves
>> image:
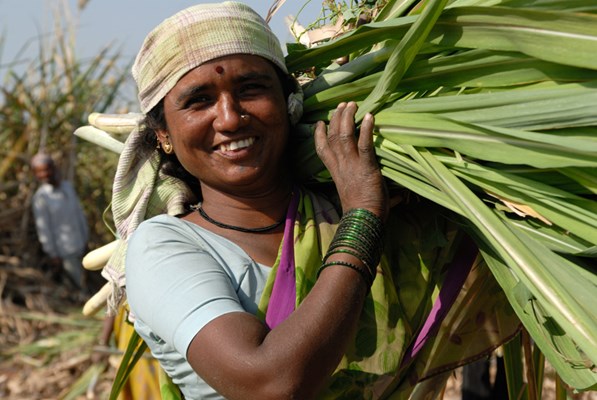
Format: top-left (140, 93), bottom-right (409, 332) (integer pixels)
top-left (286, 0), bottom-right (597, 393)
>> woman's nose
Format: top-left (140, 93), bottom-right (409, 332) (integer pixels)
top-left (213, 94), bottom-right (247, 132)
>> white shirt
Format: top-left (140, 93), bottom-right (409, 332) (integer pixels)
top-left (32, 181), bottom-right (89, 258)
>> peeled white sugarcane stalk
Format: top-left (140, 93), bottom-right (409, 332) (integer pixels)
top-left (74, 126), bottom-right (125, 154)
top-left (88, 112), bottom-right (143, 134)
top-left (82, 240), bottom-right (120, 271)
top-left (83, 282), bottom-right (112, 316)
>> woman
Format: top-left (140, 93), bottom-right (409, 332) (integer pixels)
top-left (107, 2), bottom-right (519, 399)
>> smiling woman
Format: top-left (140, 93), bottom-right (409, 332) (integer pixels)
top-left (155, 55), bottom-right (291, 197)
top-left (100, 2), bottom-right (519, 400)
top-left (120, 3), bottom-right (389, 399)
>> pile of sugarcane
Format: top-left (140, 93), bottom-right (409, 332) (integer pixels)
top-left (287, 0), bottom-right (597, 394)
top-left (76, 0), bottom-right (597, 396)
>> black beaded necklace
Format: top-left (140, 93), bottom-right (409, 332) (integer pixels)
top-left (193, 202), bottom-right (284, 234)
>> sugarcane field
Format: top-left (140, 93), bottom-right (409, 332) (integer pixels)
top-left (1, 0), bottom-right (596, 399)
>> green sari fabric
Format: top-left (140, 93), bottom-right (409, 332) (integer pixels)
top-left (258, 188), bottom-right (520, 399)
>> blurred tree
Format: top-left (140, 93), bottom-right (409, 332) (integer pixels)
top-left (0, 0), bottom-right (133, 270)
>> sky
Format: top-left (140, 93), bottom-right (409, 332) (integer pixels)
top-left (0, 0), bottom-right (322, 71)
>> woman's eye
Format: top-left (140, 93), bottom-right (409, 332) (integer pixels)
top-left (240, 83), bottom-right (268, 96)
top-left (185, 95), bottom-right (211, 108)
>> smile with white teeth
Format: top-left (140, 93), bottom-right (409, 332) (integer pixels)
top-left (219, 137), bottom-right (256, 152)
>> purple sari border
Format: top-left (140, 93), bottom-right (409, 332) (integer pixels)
top-left (400, 235), bottom-right (477, 367)
top-left (265, 188), bottom-right (300, 329)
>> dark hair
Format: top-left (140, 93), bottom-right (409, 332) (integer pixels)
top-left (136, 64), bottom-right (298, 198)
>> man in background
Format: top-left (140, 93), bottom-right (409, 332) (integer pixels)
top-left (30, 152), bottom-right (89, 293)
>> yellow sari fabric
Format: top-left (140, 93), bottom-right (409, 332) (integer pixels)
top-left (112, 307), bottom-right (162, 400)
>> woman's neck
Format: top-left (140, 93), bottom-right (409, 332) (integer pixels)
top-left (198, 182), bottom-right (294, 229)
top-left (190, 182), bottom-right (295, 266)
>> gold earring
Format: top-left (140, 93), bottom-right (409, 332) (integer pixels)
top-left (162, 138), bottom-right (173, 154)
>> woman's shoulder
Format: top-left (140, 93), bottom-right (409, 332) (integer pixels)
top-left (128, 214), bottom-right (208, 251)
top-left (133, 213), bottom-right (187, 235)
top-left (138, 213), bottom-right (184, 228)
top-left (131, 213), bottom-right (249, 256)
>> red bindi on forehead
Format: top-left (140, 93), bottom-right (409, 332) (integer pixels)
top-left (215, 65), bottom-right (224, 74)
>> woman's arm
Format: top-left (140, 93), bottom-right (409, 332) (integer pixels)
top-left (186, 102), bottom-right (387, 400)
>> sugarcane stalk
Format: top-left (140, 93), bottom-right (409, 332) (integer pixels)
top-left (88, 112), bottom-right (143, 134)
top-left (82, 240), bottom-right (120, 271)
top-left (74, 126), bottom-right (124, 154)
top-left (83, 283), bottom-right (112, 317)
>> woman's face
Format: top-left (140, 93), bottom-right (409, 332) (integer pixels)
top-left (157, 54), bottom-right (290, 195)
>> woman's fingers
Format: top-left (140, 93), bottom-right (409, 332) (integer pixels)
top-left (315, 102), bottom-right (360, 164)
top-left (318, 103), bottom-right (377, 169)
top-left (314, 102), bottom-right (387, 220)
top-left (328, 102), bottom-right (357, 150)
top-left (358, 112), bottom-right (375, 162)
top-left (314, 120), bottom-right (332, 165)
top-left (360, 112), bottom-right (374, 135)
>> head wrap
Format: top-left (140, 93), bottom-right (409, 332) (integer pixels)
top-left (133, 1), bottom-right (292, 114)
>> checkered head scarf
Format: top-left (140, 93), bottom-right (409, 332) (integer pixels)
top-left (132, 1), bottom-right (301, 120)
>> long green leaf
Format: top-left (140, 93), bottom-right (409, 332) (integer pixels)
top-left (109, 330), bottom-right (147, 400)
top-left (560, 167), bottom-right (597, 195)
top-left (375, 112), bottom-right (597, 168)
top-left (382, 82), bottom-right (597, 131)
top-left (502, 333), bottom-right (526, 400)
top-left (375, 0), bottom-right (420, 21)
top-left (355, 0), bottom-right (450, 120)
top-left (484, 253), bottom-right (597, 391)
top-left (502, 217), bottom-right (594, 256)
top-left (442, 159), bottom-right (597, 244)
top-left (429, 7), bottom-right (597, 69)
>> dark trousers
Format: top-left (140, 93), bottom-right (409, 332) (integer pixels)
top-left (462, 357), bottom-right (507, 400)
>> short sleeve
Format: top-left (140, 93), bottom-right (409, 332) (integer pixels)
top-left (125, 216), bottom-right (246, 356)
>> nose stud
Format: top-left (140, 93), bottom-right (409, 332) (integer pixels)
top-left (240, 114), bottom-right (250, 121)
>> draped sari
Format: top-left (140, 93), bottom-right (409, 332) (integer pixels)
top-left (258, 187), bottom-right (520, 399)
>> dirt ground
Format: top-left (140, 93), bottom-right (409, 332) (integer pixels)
top-left (0, 263), bottom-right (116, 399)
top-left (0, 263), bottom-right (595, 400)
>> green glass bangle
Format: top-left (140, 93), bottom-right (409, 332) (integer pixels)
top-left (328, 239), bottom-right (371, 262)
top-left (335, 227), bottom-right (379, 250)
top-left (324, 247), bottom-right (365, 264)
top-left (344, 208), bottom-right (384, 231)
top-left (336, 223), bottom-right (380, 244)
top-left (339, 219), bottom-right (383, 240)
top-left (337, 213), bottom-right (383, 242)
top-left (324, 208), bottom-right (385, 281)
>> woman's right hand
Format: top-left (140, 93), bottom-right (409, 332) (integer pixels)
top-left (314, 102), bottom-right (388, 221)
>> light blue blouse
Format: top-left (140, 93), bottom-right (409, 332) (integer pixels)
top-left (126, 214), bottom-right (271, 399)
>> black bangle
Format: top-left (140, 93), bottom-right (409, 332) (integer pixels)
top-left (317, 260), bottom-right (373, 288)
top-left (323, 248), bottom-right (376, 281)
